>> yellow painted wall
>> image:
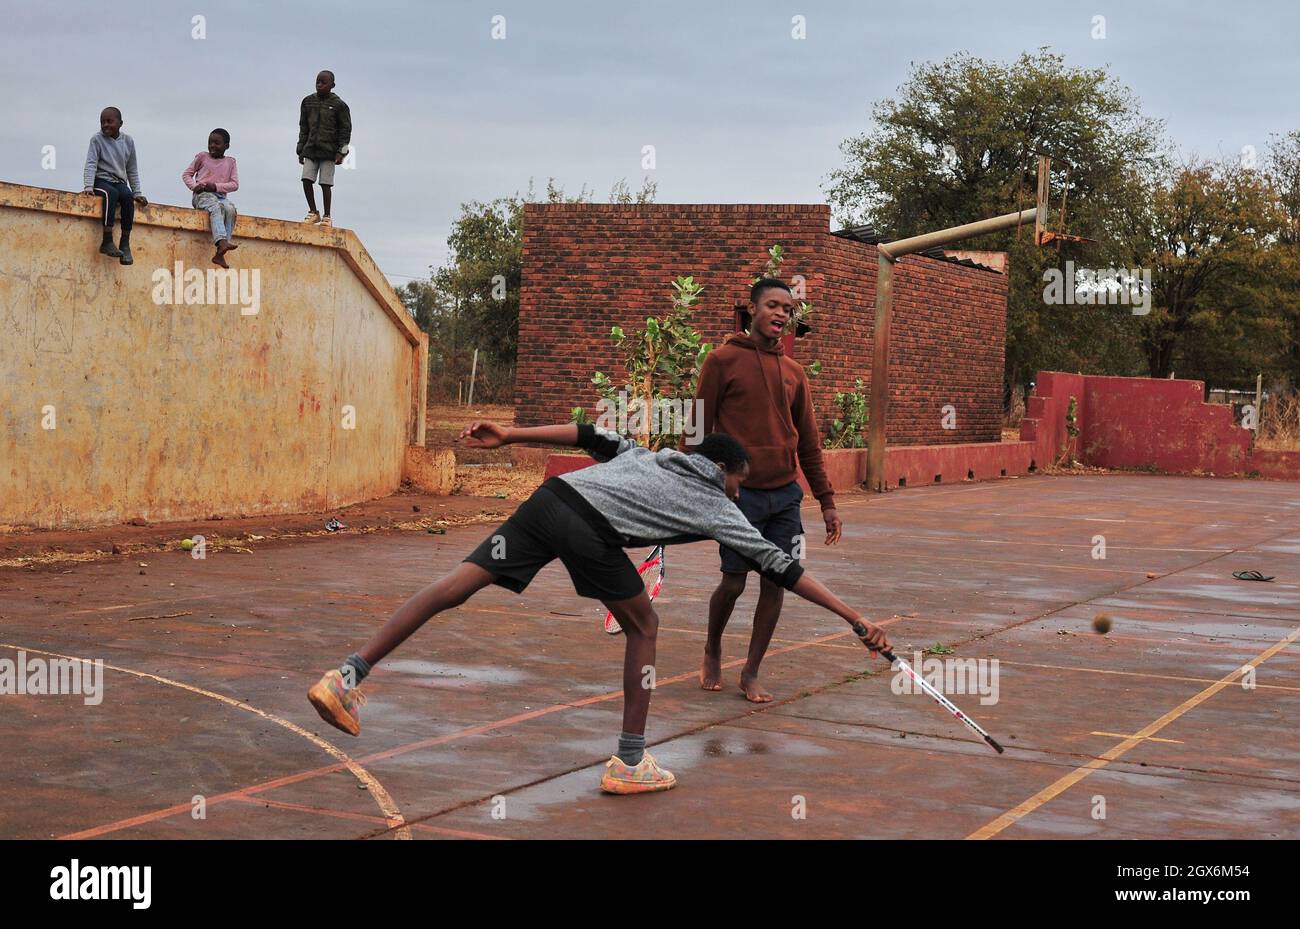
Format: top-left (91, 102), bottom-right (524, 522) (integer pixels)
top-left (0, 182), bottom-right (428, 529)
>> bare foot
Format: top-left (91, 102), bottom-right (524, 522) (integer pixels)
top-left (225, 241), bottom-right (238, 251)
top-left (211, 248), bottom-right (229, 268)
top-left (739, 672), bottom-right (773, 703)
top-left (699, 653), bottom-right (723, 691)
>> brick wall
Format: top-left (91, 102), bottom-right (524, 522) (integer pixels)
top-left (515, 203), bottom-right (1008, 446)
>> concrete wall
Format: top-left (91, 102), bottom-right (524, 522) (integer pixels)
top-left (542, 370), bottom-right (1300, 490)
top-left (0, 182), bottom-right (428, 529)
top-left (1023, 372), bottom-right (1299, 480)
top-left (515, 202), bottom-right (1008, 445)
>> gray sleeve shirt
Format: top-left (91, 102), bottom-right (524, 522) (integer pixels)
top-left (84, 133), bottom-right (142, 195)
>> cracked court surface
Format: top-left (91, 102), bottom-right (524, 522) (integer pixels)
top-left (2, 474), bottom-right (1298, 839)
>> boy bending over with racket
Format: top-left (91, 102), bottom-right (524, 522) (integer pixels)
top-left (307, 422), bottom-right (890, 795)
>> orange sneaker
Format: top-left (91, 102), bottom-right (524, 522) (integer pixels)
top-left (599, 751), bottom-right (676, 794)
top-left (307, 669), bottom-right (366, 736)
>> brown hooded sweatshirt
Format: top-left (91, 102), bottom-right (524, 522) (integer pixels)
top-left (693, 333), bottom-right (835, 511)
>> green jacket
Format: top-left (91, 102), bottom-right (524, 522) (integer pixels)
top-left (298, 93), bottom-right (352, 160)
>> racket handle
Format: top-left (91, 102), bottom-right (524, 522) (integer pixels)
top-left (850, 621), bottom-right (893, 661)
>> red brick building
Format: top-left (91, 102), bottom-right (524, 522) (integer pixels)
top-left (515, 203), bottom-right (1008, 446)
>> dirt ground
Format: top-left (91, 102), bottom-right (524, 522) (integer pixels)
top-left (426, 401), bottom-right (515, 465)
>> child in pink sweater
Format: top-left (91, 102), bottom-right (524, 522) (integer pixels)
top-left (182, 128), bottom-right (240, 267)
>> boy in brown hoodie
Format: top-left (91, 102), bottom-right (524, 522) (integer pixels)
top-left (694, 277), bottom-right (841, 702)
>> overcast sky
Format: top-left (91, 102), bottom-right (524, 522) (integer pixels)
top-left (4, 0), bottom-right (1296, 285)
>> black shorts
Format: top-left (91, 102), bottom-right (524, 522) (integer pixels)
top-left (463, 485), bottom-right (645, 602)
top-left (719, 480), bottom-right (805, 575)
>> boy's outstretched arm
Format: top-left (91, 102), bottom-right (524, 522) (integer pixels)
top-left (460, 421), bottom-right (636, 461)
top-left (789, 573), bottom-right (890, 653)
top-left (460, 421), bottom-right (578, 448)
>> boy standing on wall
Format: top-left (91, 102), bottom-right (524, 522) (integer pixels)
top-left (297, 70), bottom-right (351, 227)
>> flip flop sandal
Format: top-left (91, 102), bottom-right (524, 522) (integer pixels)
top-left (1232, 570), bottom-right (1275, 582)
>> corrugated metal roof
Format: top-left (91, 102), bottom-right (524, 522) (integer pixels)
top-left (831, 225), bottom-right (1002, 273)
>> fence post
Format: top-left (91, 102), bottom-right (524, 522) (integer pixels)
top-left (467, 349), bottom-right (479, 407)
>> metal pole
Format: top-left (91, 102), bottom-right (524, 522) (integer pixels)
top-left (880, 208), bottom-right (1037, 260)
top-left (865, 207), bottom-right (1037, 493)
top-left (467, 348), bottom-right (479, 407)
top-left (866, 252), bottom-right (894, 492)
top-left (1255, 372), bottom-right (1263, 436)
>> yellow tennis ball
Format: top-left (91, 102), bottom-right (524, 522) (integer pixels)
top-left (180, 538), bottom-right (194, 551)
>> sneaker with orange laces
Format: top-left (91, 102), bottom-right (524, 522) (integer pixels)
top-left (599, 751), bottom-right (676, 794)
top-left (307, 669), bottom-right (366, 736)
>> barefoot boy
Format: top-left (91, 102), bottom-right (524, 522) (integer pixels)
top-left (308, 422), bottom-right (889, 795)
top-left (297, 70), bottom-right (351, 227)
top-left (695, 278), bottom-right (840, 703)
top-left (182, 128), bottom-right (239, 268)
top-left (82, 107), bottom-right (147, 265)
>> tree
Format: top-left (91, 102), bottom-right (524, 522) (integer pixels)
top-left (592, 276), bottom-right (711, 450)
top-left (1263, 132), bottom-right (1300, 386)
top-left (1129, 158), bottom-right (1285, 381)
top-left (400, 177), bottom-right (656, 402)
top-left (826, 49), bottom-right (1169, 399)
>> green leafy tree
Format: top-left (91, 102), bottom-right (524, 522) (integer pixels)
top-left (823, 378), bottom-right (869, 449)
top-left (592, 276), bottom-right (712, 450)
top-left (1127, 158), bottom-right (1285, 381)
top-left (826, 49), bottom-right (1169, 400)
top-left (400, 177), bottom-right (656, 402)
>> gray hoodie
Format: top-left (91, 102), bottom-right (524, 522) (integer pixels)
top-left (548, 424), bottom-right (804, 589)
top-left (84, 132), bottom-right (142, 194)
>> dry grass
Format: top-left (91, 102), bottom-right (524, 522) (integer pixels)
top-left (427, 401), bottom-right (515, 464)
top-left (1258, 393), bottom-right (1300, 451)
top-left (453, 465), bottom-right (544, 500)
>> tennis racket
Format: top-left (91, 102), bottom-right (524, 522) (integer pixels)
top-left (604, 545), bottom-right (666, 635)
top-left (850, 620), bottom-right (1005, 754)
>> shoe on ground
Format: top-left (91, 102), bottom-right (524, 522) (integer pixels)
top-left (307, 669), bottom-right (366, 736)
top-left (599, 751), bottom-right (676, 794)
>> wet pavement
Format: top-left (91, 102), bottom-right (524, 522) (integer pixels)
top-left (2, 474), bottom-right (1297, 839)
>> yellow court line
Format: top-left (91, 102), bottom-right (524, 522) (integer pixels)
top-left (999, 659), bottom-right (1300, 694)
top-left (967, 625), bottom-right (1300, 840)
top-left (0, 642), bottom-right (412, 840)
top-left (1090, 731), bottom-right (1183, 745)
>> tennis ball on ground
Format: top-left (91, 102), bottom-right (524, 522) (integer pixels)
top-left (180, 538), bottom-right (194, 551)
top-left (1092, 613), bottom-right (1112, 635)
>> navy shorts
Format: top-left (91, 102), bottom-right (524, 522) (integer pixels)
top-left (719, 480), bottom-right (805, 575)
top-left (463, 485), bottom-right (645, 602)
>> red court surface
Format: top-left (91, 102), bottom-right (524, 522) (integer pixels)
top-left (2, 473), bottom-right (1298, 840)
